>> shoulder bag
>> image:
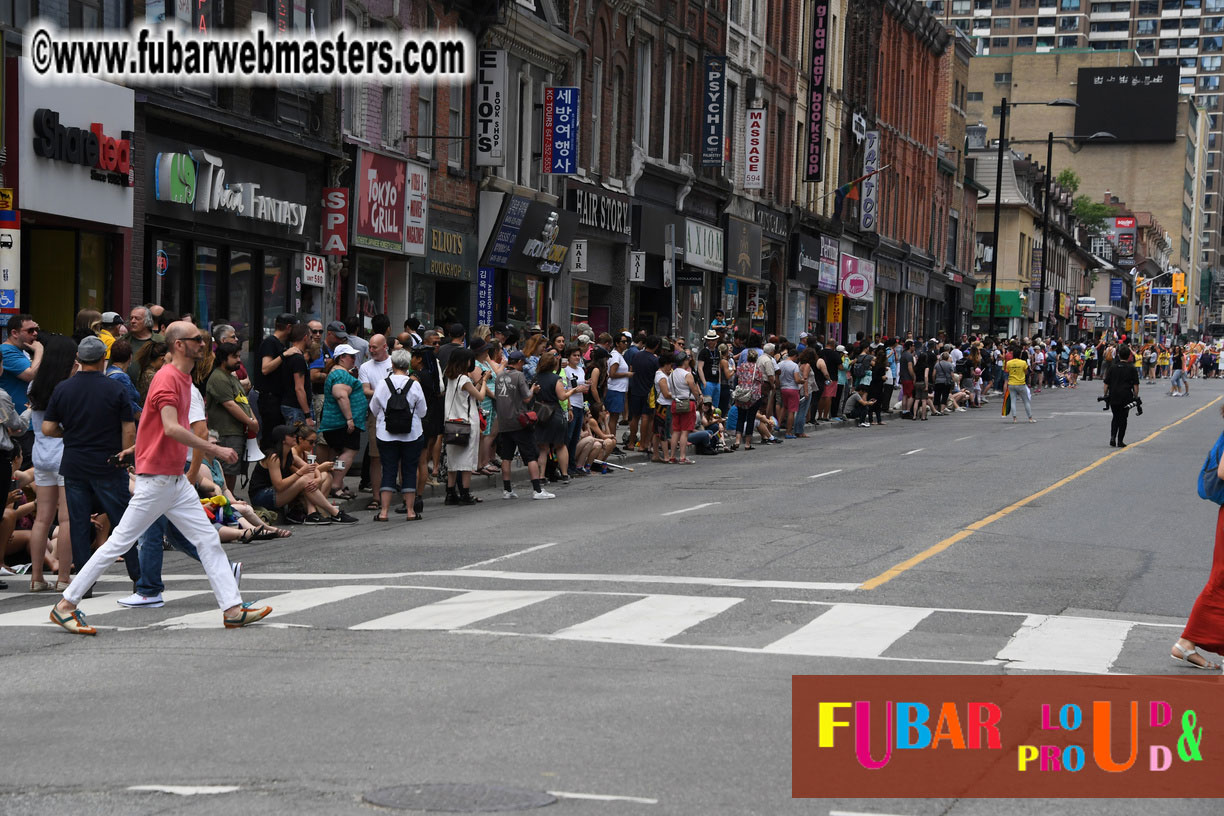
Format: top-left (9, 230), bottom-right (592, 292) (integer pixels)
top-left (671, 371), bottom-right (693, 414)
top-left (443, 378), bottom-right (473, 446)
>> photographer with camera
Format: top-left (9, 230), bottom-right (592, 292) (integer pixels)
top-left (1103, 344), bottom-right (1141, 448)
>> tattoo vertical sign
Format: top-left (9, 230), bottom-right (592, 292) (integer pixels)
top-left (804, 0), bottom-right (829, 182)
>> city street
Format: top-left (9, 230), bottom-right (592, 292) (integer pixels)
top-left (2, 378), bottom-right (1222, 815)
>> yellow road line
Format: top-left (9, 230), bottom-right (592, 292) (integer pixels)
top-left (859, 396), bottom-right (1223, 591)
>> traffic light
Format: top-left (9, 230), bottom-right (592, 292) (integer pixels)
top-left (1179, 290), bottom-right (1188, 305)
top-left (1173, 272), bottom-right (1186, 293)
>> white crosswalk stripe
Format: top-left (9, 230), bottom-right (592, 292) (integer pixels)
top-left (352, 590), bottom-right (560, 630)
top-left (158, 585), bottom-right (383, 629)
top-left (761, 604), bottom-right (932, 657)
top-left (552, 595), bottom-right (742, 644)
top-left (10, 582), bottom-right (1186, 673)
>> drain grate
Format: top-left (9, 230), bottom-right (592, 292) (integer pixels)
top-left (363, 783), bottom-right (556, 812)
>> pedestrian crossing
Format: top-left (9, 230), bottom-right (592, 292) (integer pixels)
top-left (2, 584), bottom-right (1185, 674)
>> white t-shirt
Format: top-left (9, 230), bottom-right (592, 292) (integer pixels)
top-left (189, 384), bottom-right (206, 425)
top-left (358, 356), bottom-right (394, 396)
top-left (653, 369), bottom-right (674, 405)
top-left (950, 347), bottom-right (963, 365)
top-left (368, 374), bottom-right (427, 442)
top-left (607, 349), bottom-right (629, 392)
top-left (563, 364), bottom-right (586, 410)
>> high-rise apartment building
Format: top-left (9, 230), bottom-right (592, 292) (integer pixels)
top-left (928, 0), bottom-right (1224, 322)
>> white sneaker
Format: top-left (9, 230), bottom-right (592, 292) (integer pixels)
top-left (532, 489), bottom-right (556, 500)
top-left (117, 592), bottom-right (164, 608)
top-left (502, 490), bottom-right (519, 500)
top-left (956, 407), bottom-right (967, 412)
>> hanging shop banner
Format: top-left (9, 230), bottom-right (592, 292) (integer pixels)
top-left (477, 266), bottom-right (495, 326)
top-left (302, 253), bottom-right (326, 288)
top-left (321, 188), bottom-right (348, 255)
top-left (794, 234), bottom-right (821, 287)
top-left (804, 0), bottom-right (830, 182)
top-left (819, 236), bottom-right (840, 293)
top-left (629, 251), bottom-right (646, 282)
top-left (686, 218), bottom-right (725, 273)
top-left (744, 108), bottom-right (765, 190)
top-left (485, 194), bottom-right (531, 267)
top-left (405, 160), bottom-right (429, 257)
top-left (827, 293), bottom-right (843, 323)
top-left (542, 87), bottom-right (579, 175)
top-left (355, 150), bottom-right (407, 252)
top-left (1110, 276), bottom-right (1124, 301)
top-left (475, 50), bottom-right (507, 167)
top-left (839, 254), bottom-right (875, 302)
top-left (702, 55), bottom-right (727, 167)
top-left (725, 216), bottom-right (762, 282)
top-left (860, 131), bottom-right (880, 232)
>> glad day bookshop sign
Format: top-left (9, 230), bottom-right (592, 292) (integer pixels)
top-left (18, 66), bottom-right (136, 228)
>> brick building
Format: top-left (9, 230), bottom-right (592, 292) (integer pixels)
top-left (839, 0), bottom-right (961, 339)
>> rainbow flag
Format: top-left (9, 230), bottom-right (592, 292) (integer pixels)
top-left (1002, 383), bottom-right (1012, 417)
top-left (832, 164), bottom-right (890, 220)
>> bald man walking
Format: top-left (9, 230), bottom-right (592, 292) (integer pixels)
top-left (50, 321), bottom-right (272, 634)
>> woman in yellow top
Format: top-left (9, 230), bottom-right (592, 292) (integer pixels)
top-left (1157, 347), bottom-right (1171, 379)
top-left (1004, 350), bottom-right (1035, 423)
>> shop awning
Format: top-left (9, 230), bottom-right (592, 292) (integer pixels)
top-left (972, 289), bottom-right (1025, 318)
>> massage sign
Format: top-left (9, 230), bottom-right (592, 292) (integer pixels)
top-left (33, 108), bottom-right (133, 187)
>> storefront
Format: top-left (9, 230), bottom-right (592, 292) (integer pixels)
top-left (791, 233), bottom-right (841, 339)
top-left (11, 67), bottom-right (135, 332)
top-left (413, 216), bottom-right (475, 330)
top-left (143, 127), bottom-right (323, 346)
top-left (481, 192), bottom-right (578, 332)
top-left (972, 289), bottom-right (1025, 338)
top-left (629, 200), bottom-right (684, 336)
top-left (875, 258), bottom-right (902, 338)
top-left (564, 179), bottom-right (630, 337)
top-left (723, 215), bottom-right (761, 336)
top-left (756, 204), bottom-right (789, 338)
top-left (343, 149), bottom-right (425, 333)
top-left (679, 216), bottom-right (724, 345)
top-left (839, 254), bottom-right (875, 340)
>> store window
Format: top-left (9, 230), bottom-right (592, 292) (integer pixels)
top-left (787, 289), bottom-right (807, 340)
top-left (154, 239), bottom-right (185, 319)
top-left (508, 272), bottom-right (546, 329)
top-left (78, 232), bottom-right (108, 315)
top-left (229, 248), bottom-right (254, 351)
top-left (263, 251), bottom-right (288, 337)
top-left (410, 271), bottom-right (435, 329)
top-left (194, 245), bottom-right (219, 328)
top-left (356, 255), bottom-right (384, 321)
top-left (570, 280), bottom-right (590, 336)
top-left (30, 229), bottom-right (75, 334)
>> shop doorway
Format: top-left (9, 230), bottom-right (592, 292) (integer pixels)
top-left (30, 228), bottom-right (114, 335)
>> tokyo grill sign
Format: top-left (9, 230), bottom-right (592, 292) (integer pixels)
top-left (355, 150), bottom-right (408, 253)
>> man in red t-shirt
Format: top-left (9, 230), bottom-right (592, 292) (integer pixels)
top-left (50, 321), bottom-right (272, 635)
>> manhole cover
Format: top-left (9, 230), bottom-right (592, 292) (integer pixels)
top-left (363, 784), bottom-right (556, 812)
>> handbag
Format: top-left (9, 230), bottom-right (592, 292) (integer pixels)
top-left (1198, 432), bottom-right (1224, 505)
top-left (517, 410), bottom-right (538, 429)
top-left (444, 379), bottom-right (473, 446)
top-left (671, 371), bottom-right (693, 414)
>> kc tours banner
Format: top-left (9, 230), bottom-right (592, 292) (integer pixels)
top-left (702, 55), bottom-right (727, 167)
top-left (804, 0), bottom-right (830, 182)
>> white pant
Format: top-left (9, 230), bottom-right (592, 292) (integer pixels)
top-left (64, 474), bottom-right (241, 611)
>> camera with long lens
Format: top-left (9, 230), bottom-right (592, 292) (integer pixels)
top-left (1098, 394), bottom-right (1142, 415)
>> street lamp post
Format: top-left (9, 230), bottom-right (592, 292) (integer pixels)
top-left (1035, 130), bottom-right (1115, 342)
top-left (987, 97), bottom-right (1077, 340)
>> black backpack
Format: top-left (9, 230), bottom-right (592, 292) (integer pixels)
top-left (383, 376), bottom-right (414, 434)
top-left (852, 354), bottom-right (870, 382)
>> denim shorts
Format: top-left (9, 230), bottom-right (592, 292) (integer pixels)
top-left (251, 486), bottom-right (277, 509)
top-left (604, 390), bottom-right (626, 414)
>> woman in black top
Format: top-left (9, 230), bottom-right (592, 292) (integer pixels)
top-left (1103, 346), bottom-right (1140, 448)
top-left (249, 425), bottom-right (348, 523)
top-left (534, 351), bottom-right (586, 484)
top-left (868, 347), bottom-right (890, 426)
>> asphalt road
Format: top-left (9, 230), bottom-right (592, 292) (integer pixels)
top-left (2, 375), bottom-right (1222, 815)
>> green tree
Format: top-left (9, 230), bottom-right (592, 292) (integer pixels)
top-left (1072, 196), bottom-right (1113, 233)
top-left (1056, 169), bottom-right (1080, 195)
